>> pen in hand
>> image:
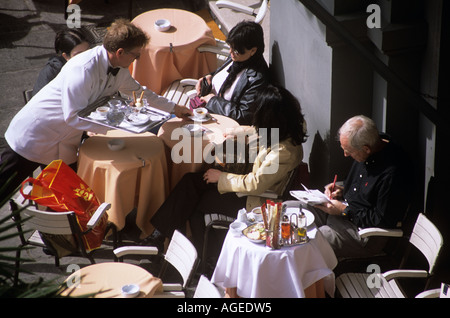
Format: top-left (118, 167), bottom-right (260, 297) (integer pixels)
top-left (330, 174), bottom-right (337, 199)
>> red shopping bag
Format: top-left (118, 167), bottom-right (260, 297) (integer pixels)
top-left (20, 160), bottom-right (108, 252)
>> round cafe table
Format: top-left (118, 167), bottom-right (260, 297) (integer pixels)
top-left (77, 130), bottom-right (170, 237)
top-left (211, 221), bottom-right (338, 298)
top-left (62, 262), bottom-right (163, 298)
top-left (130, 8), bottom-right (217, 94)
top-left (157, 114), bottom-right (240, 189)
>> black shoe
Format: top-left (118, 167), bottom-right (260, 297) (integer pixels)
top-left (139, 230), bottom-right (165, 254)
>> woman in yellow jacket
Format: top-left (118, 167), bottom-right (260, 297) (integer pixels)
top-left (144, 84), bottom-right (308, 253)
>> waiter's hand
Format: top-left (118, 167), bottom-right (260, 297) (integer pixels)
top-left (173, 104), bottom-right (193, 118)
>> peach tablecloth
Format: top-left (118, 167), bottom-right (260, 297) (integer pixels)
top-left (77, 130), bottom-right (169, 237)
top-left (157, 114), bottom-right (240, 189)
top-left (63, 262), bottom-right (163, 298)
top-left (130, 9), bottom-right (217, 94)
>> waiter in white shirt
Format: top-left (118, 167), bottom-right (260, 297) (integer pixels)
top-left (0, 18), bottom-right (192, 201)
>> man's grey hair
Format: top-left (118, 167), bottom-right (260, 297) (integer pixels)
top-left (338, 115), bottom-right (379, 149)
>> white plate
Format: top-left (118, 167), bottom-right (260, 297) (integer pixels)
top-left (188, 113), bottom-right (212, 122)
top-left (242, 222), bottom-right (266, 244)
top-left (126, 113), bottom-right (150, 125)
top-left (182, 124), bottom-right (209, 136)
top-left (282, 200), bottom-right (315, 227)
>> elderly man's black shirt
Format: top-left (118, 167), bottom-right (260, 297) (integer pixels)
top-left (343, 134), bottom-right (414, 228)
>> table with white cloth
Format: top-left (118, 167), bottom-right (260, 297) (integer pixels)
top-left (62, 262), bottom-right (163, 298)
top-left (77, 130), bottom-right (169, 238)
top-left (211, 223), bottom-right (338, 298)
top-left (130, 8), bottom-right (217, 94)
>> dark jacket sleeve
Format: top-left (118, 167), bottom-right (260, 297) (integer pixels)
top-left (205, 59), bottom-right (269, 125)
top-left (32, 56), bottom-right (65, 96)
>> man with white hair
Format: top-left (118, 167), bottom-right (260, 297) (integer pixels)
top-left (314, 115), bottom-right (415, 259)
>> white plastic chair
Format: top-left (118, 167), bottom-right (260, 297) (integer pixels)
top-left (11, 186), bottom-right (117, 285)
top-left (193, 275), bottom-right (223, 298)
top-left (162, 39), bottom-right (230, 108)
top-left (210, 0), bottom-right (269, 28)
top-left (335, 213), bottom-right (443, 298)
top-left (113, 230), bottom-right (199, 298)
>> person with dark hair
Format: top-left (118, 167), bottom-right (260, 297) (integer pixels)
top-left (195, 20), bottom-right (269, 125)
top-left (32, 28), bottom-right (90, 96)
top-left (0, 19), bottom-right (191, 202)
top-left (141, 84), bottom-right (307, 254)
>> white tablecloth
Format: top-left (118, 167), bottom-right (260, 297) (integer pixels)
top-left (211, 226), bottom-right (338, 298)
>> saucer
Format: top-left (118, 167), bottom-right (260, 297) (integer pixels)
top-left (126, 113), bottom-right (150, 125)
top-left (188, 113), bottom-right (212, 122)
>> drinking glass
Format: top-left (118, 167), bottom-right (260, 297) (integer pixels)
top-left (106, 100), bottom-right (125, 126)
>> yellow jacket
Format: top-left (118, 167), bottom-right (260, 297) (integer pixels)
top-left (217, 137), bottom-right (303, 211)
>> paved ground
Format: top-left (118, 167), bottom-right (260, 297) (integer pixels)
top-left (0, 0), bottom-right (209, 297)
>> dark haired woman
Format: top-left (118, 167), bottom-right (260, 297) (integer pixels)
top-left (142, 84), bottom-right (308, 254)
top-left (195, 21), bottom-right (269, 125)
top-left (32, 28), bottom-right (90, 96)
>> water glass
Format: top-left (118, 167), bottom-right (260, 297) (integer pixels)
top-left (106, 100), bottom-right (125, 126)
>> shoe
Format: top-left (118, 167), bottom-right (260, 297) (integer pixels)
top-left (139, 230), bottom-right (165, 254)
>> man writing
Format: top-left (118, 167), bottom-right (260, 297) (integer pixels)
top-left (0, 19), bottom-right (192, 201)
top-left (314, 115), bottom-right (414, 259)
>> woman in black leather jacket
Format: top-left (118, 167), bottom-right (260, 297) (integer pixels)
top-left (196, 21), bottom-right (269, 125)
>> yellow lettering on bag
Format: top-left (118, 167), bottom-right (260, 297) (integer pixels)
top-left (74, 183), bottom-right (94, 202)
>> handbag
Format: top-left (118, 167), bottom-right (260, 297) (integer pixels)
top-left (20, 160), bottom-right (108, 255)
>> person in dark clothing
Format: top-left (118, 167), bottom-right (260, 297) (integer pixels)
top-left (195, 21), bottom-right (269, 125)
top-left (313, 115), bottom-right (415, 260)
top-left (32, 28), bottom-right (90, 96)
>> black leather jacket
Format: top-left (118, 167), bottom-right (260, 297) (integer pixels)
top-left (205, 56), bottom-right (269, 125)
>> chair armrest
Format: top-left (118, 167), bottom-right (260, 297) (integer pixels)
top-left (382, 269), bottom-right (428, 281)
top-left (216, 0), bottom-right (255, 15)
top-left (86, 202), bottom-right (111, 229)
top-left (415, 288), bottom-right (441, 298)
top-left (180, 78), bottom-right (197, 86)
top-left (358, 227), bottom-right (403, 239)
top-left (152, 290), bottom-right (185, 298)
top-left (186, 90), bottom-right (197, 99)
top-left (113, 246), bottom-right (158, 258)
top-left (198, 44), bottom-right (230, 56)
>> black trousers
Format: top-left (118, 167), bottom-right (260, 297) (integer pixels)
top-left (0, 138), bottom-right (77, 202)
top-left (151, 171), bottom-right (246, 253)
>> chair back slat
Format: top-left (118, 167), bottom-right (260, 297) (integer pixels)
top-left (164, 230), bottom-right (198, 288)
top-left (23, 207), bottom-right (74, 235)
top-left (409, 213), bottom-right (443, 273)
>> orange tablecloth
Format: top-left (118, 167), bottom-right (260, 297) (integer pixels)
top-left (130, 9), bottom-right (217, 94)
top-left (63, 262), bottom-right (163, 298)
top-left (157, 114), bottom-right (240, 189)
top-left (77, 130), bottom-right (169, 237)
